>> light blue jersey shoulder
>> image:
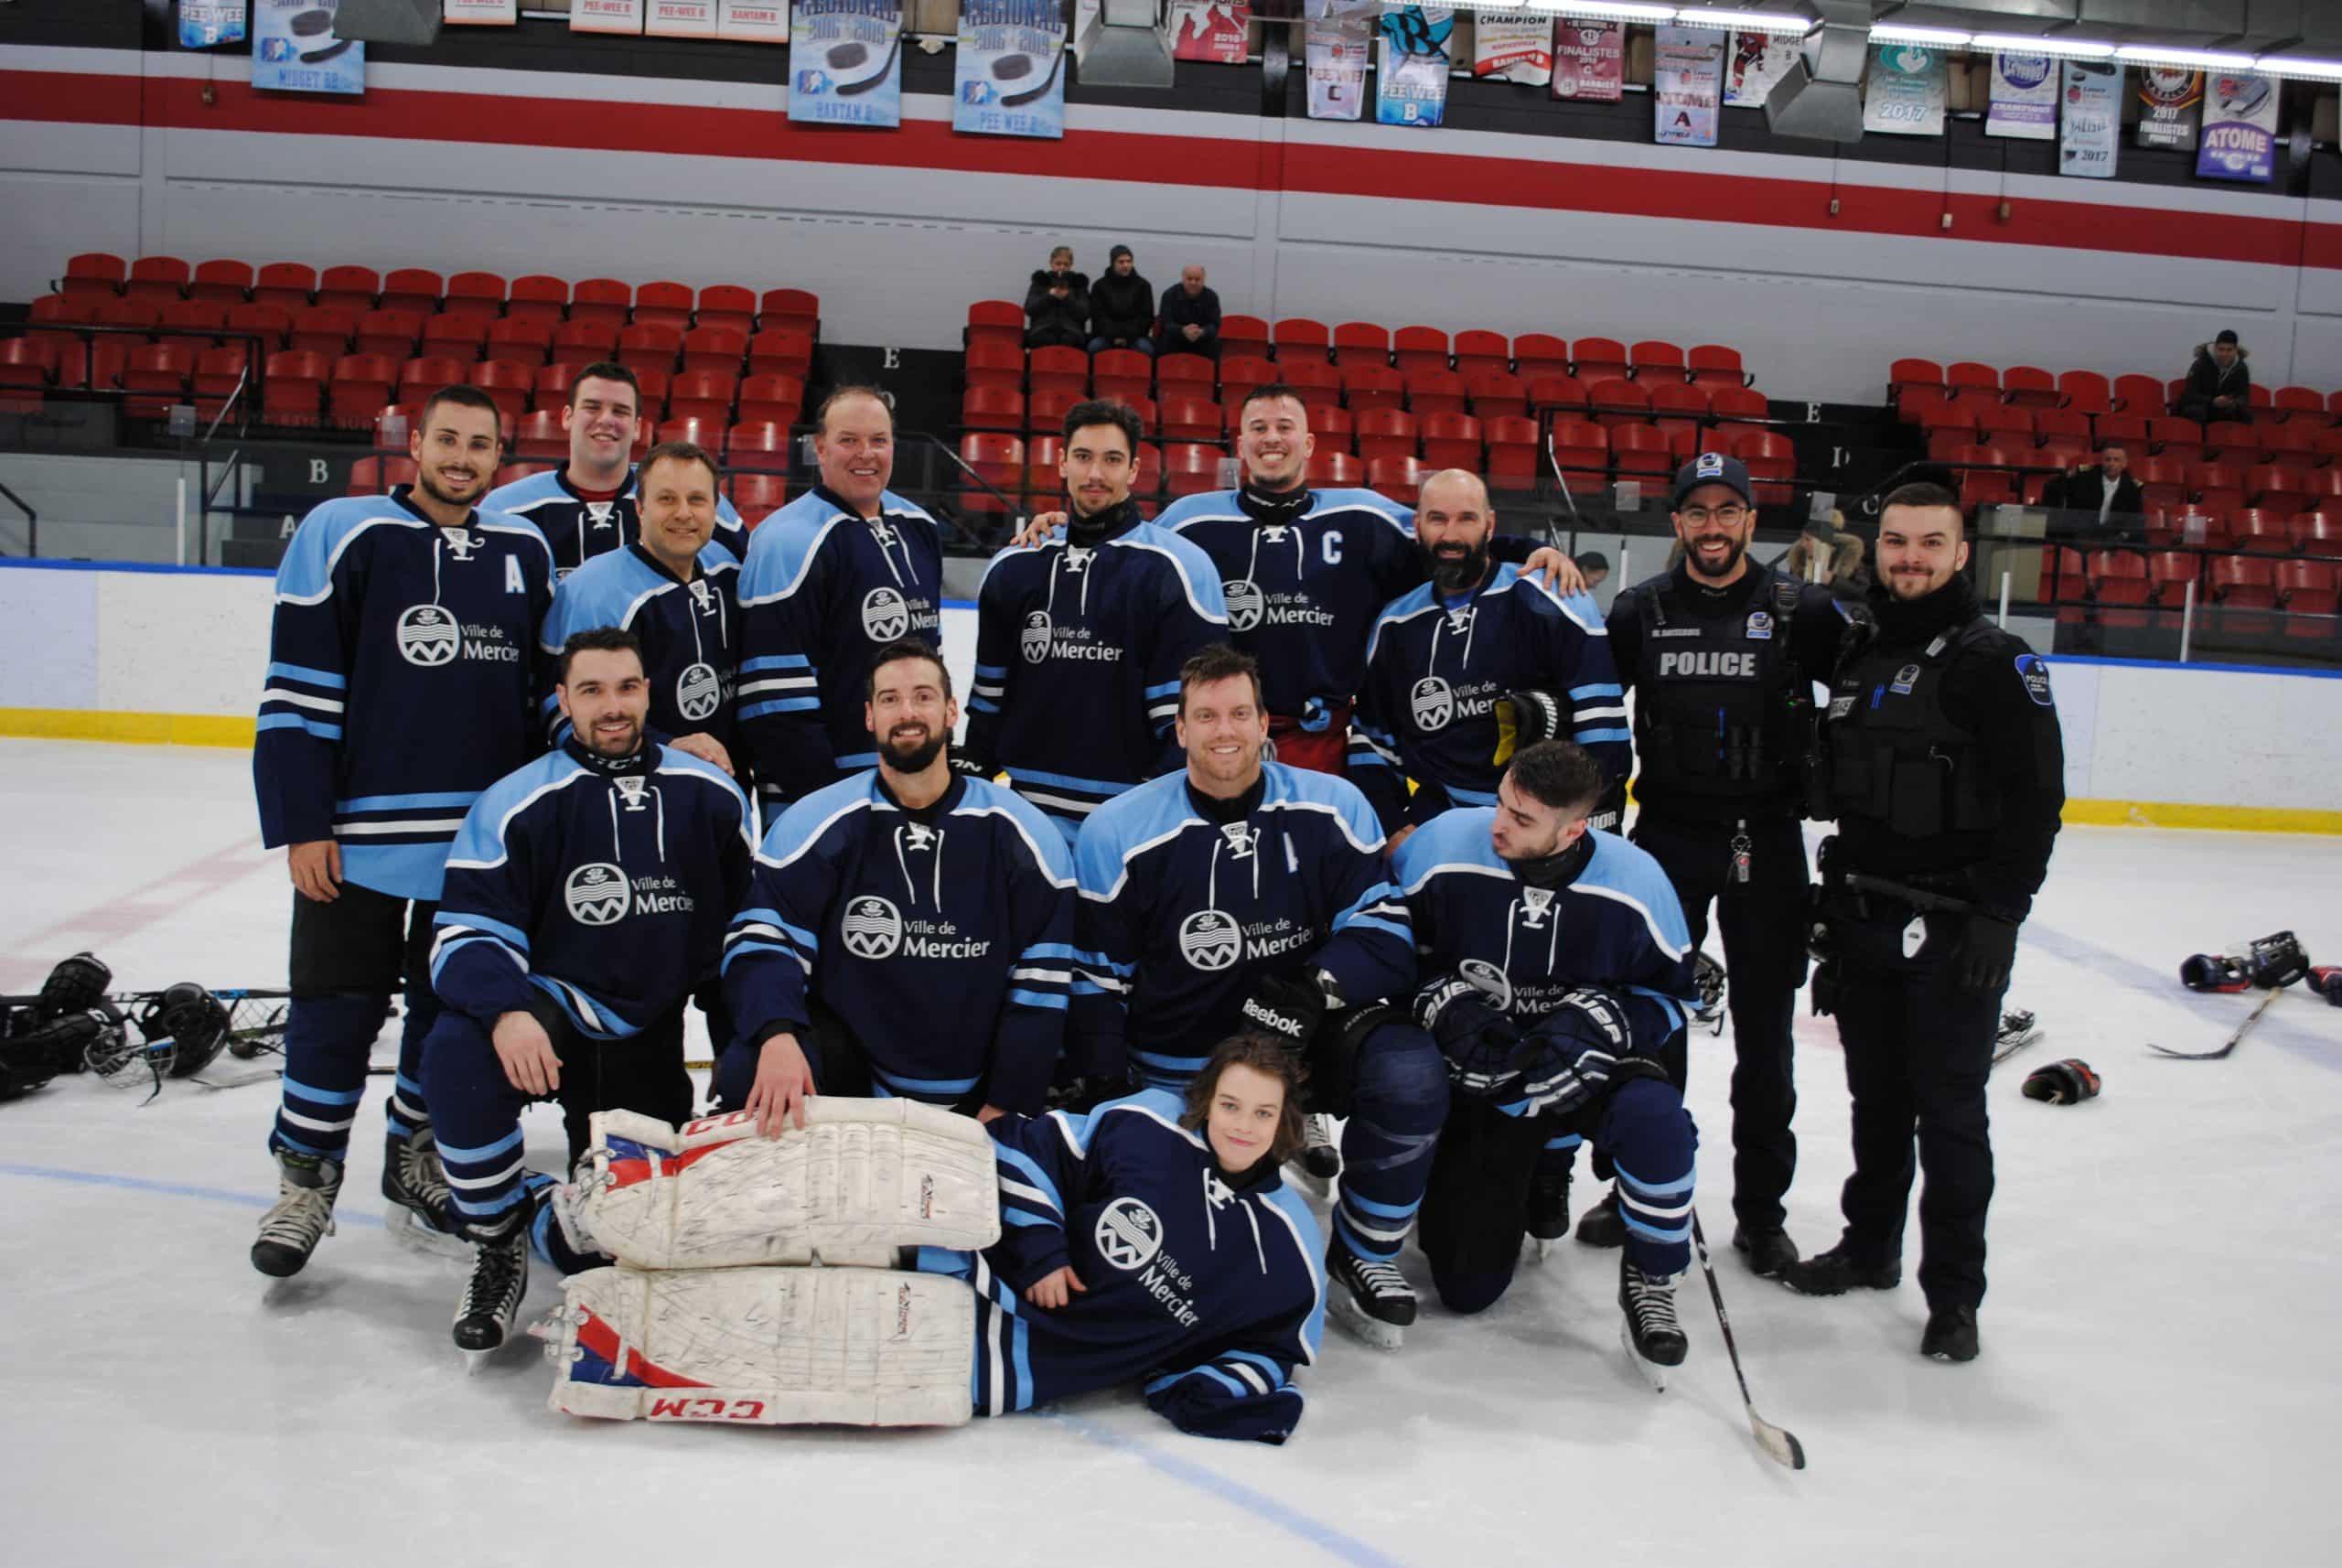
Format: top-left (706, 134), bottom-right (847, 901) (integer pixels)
top-left (756, 768), bottom-right (883, 864)
top-left (1074, 769), bottom-right (1198, 888)
top-left (652, 743), bottom-right (753, 822)
top-left (1576, 830), bottom-right (1693, 958)
top-left (481, 469), bottom-right (568, 516)
top-left (739, 488), bottom-right (933, 601)
top-left (1392, 806), bottom-right (1505, 893)
top-left (1308, 487), bottom-right (1415, 533)
top-left (1492, 563), bottom-right (1606, 635)
top-left (274, 496), bottom-right (547, 603)
top-left (541, 541), bottom-right (736, 650)
top-left (1260, 761), bottom-right (1384, 853)
top-left (1119, 521), bottom-right (1230, 621)
top-left (954, 774), bottom-right (1078, 885)
top-left (445, 749), bottom-right (593, 870)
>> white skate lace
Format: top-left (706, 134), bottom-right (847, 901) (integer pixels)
top-left (459, 1236), bottom-right (527, 1323)
top-left (256, 1175), bottom-right (337, 1251)
top-left (1625, 1266), bottom-right (1682, 1333)
top-left (1348, 1252), bottom-right (1413, 1302)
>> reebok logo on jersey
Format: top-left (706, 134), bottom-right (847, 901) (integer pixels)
top-left (1657, 651), bottom-right (1756, 679)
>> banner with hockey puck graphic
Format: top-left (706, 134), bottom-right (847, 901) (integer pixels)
top-left (252, 1), bottom-right (365, 95)
top-left (955, 0), bottom-right (1068, 140)
top-left (790, 0), bottom-right (903, 127)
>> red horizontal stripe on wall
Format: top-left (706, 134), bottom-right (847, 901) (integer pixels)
top-left (0, 66), bottom-right (2326, 273)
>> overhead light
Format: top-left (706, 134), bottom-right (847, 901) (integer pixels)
top-left (1541, 2), bottom-right (1680, 21)
top-left (2115, 45), bottom-right (2258, 74)
top-left (1672, 8), bottom-right (1818, 34)
top-left (2256, 55), bottom-right (2342, 81)
top-left (1969, 33), bottom-right (2116, 62)
top-left (1870, 25), bottom-right (1971, 48)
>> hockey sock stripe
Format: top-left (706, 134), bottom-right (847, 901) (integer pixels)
top-left (282, 1075), bottom-right (365, 1106)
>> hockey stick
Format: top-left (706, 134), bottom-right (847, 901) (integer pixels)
top-left (2148, 986), bottom-right (2278, 1060)
top-left (1689, 1212), bottom-right (1807, 1471)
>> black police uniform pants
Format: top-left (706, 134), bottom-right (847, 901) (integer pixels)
top-left (1828, 908), bottom-right (2001, 1310)
top-left (1631, 811), bottom-right (1810, 1233)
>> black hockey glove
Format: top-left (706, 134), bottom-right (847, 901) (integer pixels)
top-left (1496, 687), bottom-right (1564, 762)
top-left (2180, 952), bottom-right (2250, 993)
top-left (1512, 988), bottom-right (1660, 1118)
top-left (1239, 973), bottom-right (1327, 1053)
top-left (2021, 1058), bottom-right (2102, 1105)
top-left (36, 951), bottom-right (111, 1021)
top-left (2309, 966), bottom-right (2342, 1008)
top-left (1413, 977), bottom-right (1521, 1098)
top-left (1952, 916), bottom-right (2019, 993)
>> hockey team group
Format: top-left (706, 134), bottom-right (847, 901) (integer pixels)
top-left (231, 360), bottom-right (2067, 1443)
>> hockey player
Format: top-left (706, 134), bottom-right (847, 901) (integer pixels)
top-left (1570, 452), bottom-right (1857, 1273)
top-left (1393, 741), bottom-right (1702, 1381)
top-left (251, 383), bottom-right (554, 1279)
top-left (964, 398), bottom-right (1228, 843)
top-left (1019, 387), bottom-right (1585, 774)
top-left (1789, 482), bottom-right (2065, 1362)
top-left (927, 1032), bottom-right (1326, 1441)
top-left (716, 639), bottom-right (1075, 1129)
top-left (536, 440), bottom-right (742, 775)
top-left (483, 361), bottom-right (746, 576)
top-left (1347, 467), bottom-right (1629, 850)
top-left (420, 627), bottom-right (754, 1353)
top-left (736, 385), bottom-right (944, 809)
top-left (1072, 643), bottom-right (1445, 1346)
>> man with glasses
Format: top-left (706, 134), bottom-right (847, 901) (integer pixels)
top-left (1564, 454), bottom-right (1857, 1279)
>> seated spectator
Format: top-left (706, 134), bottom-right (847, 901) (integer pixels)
top-left (1088, 244), bottom-right (1155, 356)
top-left (1026, 245), bottom-right (1090, 349)
top-left (2175, 329), bottom-right (2250, 423)
top-left (1572, 551), bottom-right (1610, 593)
top-left (1826, 532), bottom-right (1871, 605)
top-left (1780, 515), bottom-right (1871, 606)
top-left (2047, 443), bottom-right (2144, 525)
top-left (1156, 264), bottom-right (1222, 359)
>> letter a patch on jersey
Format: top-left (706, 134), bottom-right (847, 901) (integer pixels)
top-left (507, 554), bottom-right (527, 595)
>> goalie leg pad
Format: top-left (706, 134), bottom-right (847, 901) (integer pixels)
top-left (574, 1099), bottom-right (1004, 1271)
top-left (546, 1265), bottom-right (975, 1427)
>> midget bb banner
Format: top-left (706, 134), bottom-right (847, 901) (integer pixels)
top-left (253, 0), bottom-right (364, 93)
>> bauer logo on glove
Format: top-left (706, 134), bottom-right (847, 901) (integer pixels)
top-left (2022, 1058), bottom-right (2101, 1105)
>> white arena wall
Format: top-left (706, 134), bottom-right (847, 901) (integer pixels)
top-left (4, 559), bottom-right (2336, 833)
top-left (5, 44), bottom-right (2342, 405)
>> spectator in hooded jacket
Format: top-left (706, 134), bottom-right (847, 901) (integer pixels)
top-left (2176, 329), bottom-right (2251, 423)
top-left (1089, 245), bottom-right (1156, 357)
top-left (1026, 246), bottom-right (1090, 350)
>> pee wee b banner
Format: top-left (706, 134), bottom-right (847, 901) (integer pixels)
top-left (1552, 20), bottom-right (1622, 103)
top-left (1986, 52), bottom-right (2056, 140)
top-left (2057, 59), bottom-right (2119, 180)
top-left (1305, 16), bottom-right (1371, 122)
top-left (182, 1), bottom-right (248, 47)
top-left (1652, 26), bottom-right (1722, 148)
top-left (1473, 15), bottom-right (1551, 87)
top-left (790, 0), bottom-right (901, 126)
top-left (571, 0), bottom-right (645, 31)
top-left (1375, 5), bottom-right (1453, 129)
top-left (2196, 73), bottom-right (2278, 184)
top-left (252, 0), bottom-right (364, 94)
top-left (647, 0), bottom-right (719, 35)
top-left (956, 0), bottom-right (1068, 141)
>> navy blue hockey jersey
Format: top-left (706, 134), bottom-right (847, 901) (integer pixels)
top-left (254, 489), bottom-right (554, 902)
top-left (1392, 809), bottom-right (1697, 1056)
top-left (1152, 488), bottom-right (1418, 731)
top-left (481, 466), bottom-right (744, 579)
top-left (736, 486), bottom-right (944, 806)
top-left (918, 1090), bottom-right (1326, 1444)
top-left (965, 510), bottom-right (1229, 841)
top-left (1348, 564), bottom-right (1630, 833)
top-left (536, 541), bottom-right (743, 751)
top-left (722, 771), bottom-right (1075, 1114)
top-left (430, 738), bottom-right (753, 1038)
top-left (1071, 764), bottom-right (1414, 1086)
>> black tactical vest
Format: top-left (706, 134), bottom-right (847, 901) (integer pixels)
top-left (1632, 569), bottom-right (1811, 807)
top-left (1820, 618), bottom-right (2000, 838)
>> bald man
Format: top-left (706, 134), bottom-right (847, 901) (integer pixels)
top-left (1348, 469), bottom-right (1630, 855)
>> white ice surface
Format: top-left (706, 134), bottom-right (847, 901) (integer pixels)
top-left (2, 738), bottom-right (2338, 1567)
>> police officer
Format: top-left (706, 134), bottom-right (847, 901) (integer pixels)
top-left (1786, 481), bottom-right (2065, 1364)
top-left (1570, 454), bottom-right (1857, 1277)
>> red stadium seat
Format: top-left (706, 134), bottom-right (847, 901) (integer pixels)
top-left (1486, 415), bottom-right (1540, 489)
top-left (62, 252), bottom-right (125, 298)
top-left (251, 263), bottom-right (316, 313)
top-left (1306, 451), bottom-right (1363, 489)
top-left (2277, 559), bottom-right (2339, 634)
top-left (618, 324), bottom-right (682, 375)
top-left (1026, 389), bottom-right (1080, 435)
top-left (1735, 431), bottom-right (1796, 505)
top-left (485, 317), bottom-right (553, 367)
top-left (516, 410), bottom-right (569, 462)
top-left (289, 306), bottom-right (359, 357)
top-left (1585, 378), bottom-right (1649, 429)
top-left (570, 279), bottom-right (632, 329)
top-left (1220, 315), bottom-right (1271, 359)
top-left (190, 346), bottom-right (252, 419)
top-left (1628, 340), bottom-right (1686, 382)
top-left (696, 285), bottom-right (757, 337)
top-left (1395, 327), bottom-right (1453, 375)
top-left (2229, 507), bottom-right (2293, 555)
top-left (2035, 408), bottom-right (2092, 465)
top-left (507, 274), bottom-right (569, 323)
top-left (2112, 373), bottom-right (2167, 414)
top-left (1219, 354), bottom-right (1277, 395)
top-left (1525, 375), bottom-right (1589, 416)
top-left (1466, 370), bottom-right (1528, 421)
top-left (419, 313), bottom-right (487, 360)
top-left (962, 385), bottom-right (1024, 432)
top-left (2055, 370), bottom-right (2111, 414)
top-left (188, 260), bottom-right (252, 306)
top-left (553, 319), bottom-right (621, 361)
top-left (2003, 366), bottom-right (2058, 407)
top-left (1453, 330), bottom-right (1509, 379)
top-left (746, 330), bottom-right (812, 380)
top-left (1646, 381), bottom-right (1709, 437)
top-left (667, 370), bottom-right (736, 424)
top-left (2086, 549), bottom-right (2153, 627)
top-left (1092, 348), bottom-right (1153, 403)
top-left (1273, 318), bottom-right (1331, 363)
top-left (380, 269), bottom-right (443, 318)
top-left (964, 340), bottom-right (1024, 396)
top-left (760, 289), bottom-right (819, 337)
top-left (315, 265), bottom-right (379, 314)
top-left (1420, 413), bottom-right (1483, 470)
top-left (1366, 456), bottom-right (1424, 504)
top-left (1355, 408), bottom-right (1419, 463)
top-left (2146, 551), bottom-right (2201, 606)
top-left (2272, 385), bottom-right (2330, 427)
top-left (531, 363), bottom-right (580, 413)
top-left (2209, 554), bottom-right (2279, 637)
top-left (1155, 353), bottom-right (1215, 395)
top-left (1513, 334), bottom-right (1570, 381)
top-left (468, 360), bottom-right (535, 420)
top-left (1160, 397), bottom-right (1219, 443)
top-left (1343, 362), bottom-right (1404, 412)
top-left (2292, 510), bottom-right (2342, 559)
top-left (1028, 345), bottom-right (1090, 403)
top-left (634, 282), bottom-right (693, 333)
top-left (1549, 420), bottom-right (1609, 494)
top-left (1406, 369), bottom-right (1468, 418)
top-left (444, 271), bottom-right (506, 319)
top-left (736, 373), bottom-right (803, 427)
top-left (2146, 416), bottom-right (2204, 466)
top-left (261, 349), bottom-right (328, 424)
top-left (1303, 403), bottom-right (1355, 454)
top-left (681, 327), bottom-right (747, 376)
top-left (1573, 338), bottom-right (1629, 384)
top-left (156, 299), bottom-right (228, 353)
top-left (396, 355), bottom-right (468, 408)
top-left (1332, 322), bottom-right (1390, 363)
top-left (1155, 443), bottom-right (1219, 498)
top-left (1688, 344), bottom-right (1750, 391)
top-left (730, 471), bottom-right (790, 518)
top-left (1611, 424), bottom-right (1672, 478)
top-left (2200, 421), bottom-right (2259, 464)
top-left (119, 344), bottom-right (191, 417)
top-left (124, 256), bottom-right (190, 304)
top-left (329, 353), bottom-right (400, 425)
top-left (1281, 359), bottom-right (1341, 402)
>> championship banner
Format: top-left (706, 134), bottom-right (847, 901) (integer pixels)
top-left (571, 0), bottom-right (646, 32)
top-left (1724, 30), bottom-right (1798, 108)
top-left (1305, 16), bottom-right (1371, 122)
top-left (1652, 25), bottom-right (1722, 148)
top-left (1551, 20), bottom-right (1622, 103)
top-left (1169, 2), bottom-right (1250, 66)
top-left (718, 0), bottom-right (790, 40)
top-left (2135, 68), bottom-right (2203, 150)
top-left (1473, 14), bottom-right (1552, 87)
top-left (443, 0), bottom-right (515, 25)
top-left (1985, 52), bottom-right (2056, 140)
top-left (181, 1), bottom-right (248, 48)
top-left (1864, 41), bottom-right (1945, 137)
top-left (252, 0), bottom-right (365, 94)
top-left (2057, 59), bottom-right (2120, 180)
top-left (2196, 73), bottom-right (2278, 185)
top-left (955, 1), bottom-right (1068, 141)
top-left (1375, 5), bottom-right (1453, 129)
top-left (790, 0), bottom-right (901, 127)
top-left (647, 0), bottom-right (719, 34)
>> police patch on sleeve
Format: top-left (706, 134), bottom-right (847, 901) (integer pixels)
top-left (2014, 653), bottom-right (2054, 707)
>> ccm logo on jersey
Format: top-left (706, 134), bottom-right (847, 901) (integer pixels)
top-left (1658, 651), bottom-right (1757, 679)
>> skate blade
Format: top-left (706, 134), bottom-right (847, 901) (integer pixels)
top-left (462, 1343), bottom-right (505, 1373)
top-left (1620, 1315), bottom-right (1667, 1392)
top-left (1284, 1158), bottom-right (1334, 1201)
top-left (384, 1204), bottom-right (471, 1262)
top-left (1327, 1294), bottom-right (1405, 1352)
top-left (1528, 1236), bottom-right (1555, 1265)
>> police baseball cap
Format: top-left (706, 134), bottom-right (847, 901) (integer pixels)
top-left (1672, 452), bottom-right (1754, 510)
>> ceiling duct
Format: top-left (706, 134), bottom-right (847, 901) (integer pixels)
top-left (1767, 1), bottom-right (1870, 141)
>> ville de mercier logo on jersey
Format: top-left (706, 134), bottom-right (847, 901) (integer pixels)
top-left (1094, 1197), bottom-right (1165, 1273)
top-left (841, 896), bottom-right (903, 961)
top-left (564, 863), bottom-right (631, 926)
top-left (395, 604), bottom-right (462, 668)
top-left (677, 661), bottom-right (722, 724)
top-left (1020, 610), bottom-right (1052, 665)
top-left (1177, 908), bottom-right (1243, 972)
top-left (1410, 675), bottom-right (1456, 733)
top-left (1458, 957), bottom-right (1514, 1011)
top-left (861, 586), bottom-right (911, 642)
top-left (1223, 578), bottom-right (1265, 632)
